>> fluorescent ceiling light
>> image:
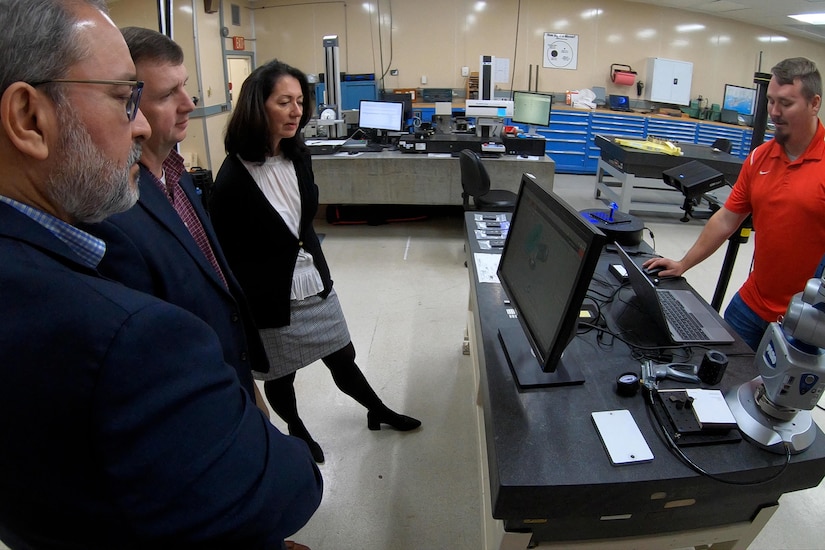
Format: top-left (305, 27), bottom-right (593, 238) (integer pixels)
top-left (676, 24), bottom-right (706, 32)
top-left (757, 35), bottom-right (789, 42)
top-left (789, 13), bottom-right (825, 24)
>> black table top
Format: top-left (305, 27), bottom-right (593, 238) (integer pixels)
top-left (595, 134), bottom-right (744, 182)
top-left (465, 212), bottom-right (825, 542)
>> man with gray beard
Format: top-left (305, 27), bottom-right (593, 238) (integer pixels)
top-left (0, 1), bottom-right (322, 548)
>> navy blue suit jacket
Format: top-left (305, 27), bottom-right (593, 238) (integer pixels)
top-left (0, 203), bottom-right (321, 548)
top-left (83, 164), bottom-right (268, 397)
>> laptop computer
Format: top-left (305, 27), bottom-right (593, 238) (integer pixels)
top-left (615, 244), bottom-right (734, 344)
top-left (609, 95), bottom-right (632, 112)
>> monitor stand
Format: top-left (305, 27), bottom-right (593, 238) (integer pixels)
top-left (498, 326), bottom-right (585, 388)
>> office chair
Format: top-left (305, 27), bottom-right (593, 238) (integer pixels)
top-left (711, 138), bottom-right (732, 154)
top-left (459, 149), bottom-right (518, 211)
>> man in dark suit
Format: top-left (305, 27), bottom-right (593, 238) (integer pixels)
top-left (83, 27), bottom-right (268, 403)
top-left (0, 1), bottom-right (321, 547)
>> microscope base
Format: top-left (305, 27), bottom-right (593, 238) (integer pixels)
top-left (726, 377), bottom-right (816, 454)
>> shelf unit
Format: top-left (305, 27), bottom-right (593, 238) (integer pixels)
top-left (466, 72), bottom-right (479, 100)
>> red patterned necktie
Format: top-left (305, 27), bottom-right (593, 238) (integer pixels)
top-left (167, 181), bottom-right (228, 289)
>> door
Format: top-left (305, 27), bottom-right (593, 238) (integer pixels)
top-left (227, 56), bottom-right (252, 109)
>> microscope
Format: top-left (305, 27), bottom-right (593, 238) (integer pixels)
top-left (726, 275), bottom-right (825, 453)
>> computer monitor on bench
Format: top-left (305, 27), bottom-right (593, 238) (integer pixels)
top-left (497, 173), bottom-right (607, 388)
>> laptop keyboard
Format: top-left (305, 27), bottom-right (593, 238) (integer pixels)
top-left (658, 290), bottom-right (710, 341)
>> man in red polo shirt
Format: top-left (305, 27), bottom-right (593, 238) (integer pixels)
top-left (645, 57), bottom-right (825, 350)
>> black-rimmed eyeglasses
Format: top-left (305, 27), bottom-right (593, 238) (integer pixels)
top-left (31, 79), bottom-right (144, 122)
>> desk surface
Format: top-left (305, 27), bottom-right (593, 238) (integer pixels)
top-left (465, 212), bottom-right (825, 542)
top-left (595, 134), bottom-right (743, 182)
top-left (311, 150), bottom-right (555, 205)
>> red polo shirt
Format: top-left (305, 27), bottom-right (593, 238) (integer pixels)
top-left (725, 121), bottom-right (825, 322)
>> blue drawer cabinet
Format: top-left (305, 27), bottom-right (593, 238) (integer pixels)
top-left (588, 113), bottom-right (646, 173)
top-left (315, 81), bottom-right (378, 111)
top-left (696, 124), bottom-right (746, 157)
top-left (742, 129), bottom-right (775, 158)
top-left (413, 107), bottom-right (434, 123)
top-left (645, 118), bottom-right (698, 142)
top-left (542, 110), bottom-right (590, 173)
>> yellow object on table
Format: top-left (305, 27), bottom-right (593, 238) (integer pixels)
top-left (615, 136), bottom-right (682, 156)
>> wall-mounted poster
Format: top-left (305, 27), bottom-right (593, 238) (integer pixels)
top-left (544, 33), bottom-right (578, 70)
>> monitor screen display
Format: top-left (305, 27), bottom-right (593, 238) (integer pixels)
top-left (723, 84), bottom-right (756, 116)
top-left (358, 100), bottom-right (404, 132)
top-left (497, 174), bottom-right (606, 387)
top-left (379, 92), bottom-right (413, 121)
top-left (512, 91), bottom-right (553, 128)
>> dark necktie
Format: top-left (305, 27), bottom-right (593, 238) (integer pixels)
top-left (167, 181), bottom-right (228, 289)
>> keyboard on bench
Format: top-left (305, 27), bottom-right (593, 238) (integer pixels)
top-left (658, 290), bottom-right (710, 341)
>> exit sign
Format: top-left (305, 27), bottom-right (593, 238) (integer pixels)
top-left (232, 36), bottom-right (245, 50)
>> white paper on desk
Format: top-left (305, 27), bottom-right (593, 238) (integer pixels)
top-left (334, 151), bottom-right (362, 157)
top-left (306, 139), bottom-right (347, 146)
top-left (473, 253), bottom-right (501, 283)
top-left (685, 389), bottom-right (737, 428)
top-left (427, 153), bottom-right (452, 158)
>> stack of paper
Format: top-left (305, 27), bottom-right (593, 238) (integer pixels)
top-left (685, 388), bottom-right (737, 430)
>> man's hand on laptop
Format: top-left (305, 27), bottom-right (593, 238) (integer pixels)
top-left (642, 257), bottom-right (684, 278)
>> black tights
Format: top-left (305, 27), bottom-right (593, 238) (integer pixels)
top-left (262, 342), bottom-right (385, 430)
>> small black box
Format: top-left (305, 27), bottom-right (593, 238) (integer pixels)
top-left (420, 88), bottom-right (453, 102)
top-left (662, 161), bottom-right (725, 197)
top-left (502, 135), bottom-right (546, 156)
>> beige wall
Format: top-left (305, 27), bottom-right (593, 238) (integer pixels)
top-left (108, 0), bottom-right (158, 32)
top-left (252, 0), bottom-right (825, 106)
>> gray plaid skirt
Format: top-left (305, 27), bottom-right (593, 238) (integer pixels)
top-left (255, 288), bottom-right (351, 380)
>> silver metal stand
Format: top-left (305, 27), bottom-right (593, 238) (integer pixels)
top-left (726, 377), bottom-right (817, 454)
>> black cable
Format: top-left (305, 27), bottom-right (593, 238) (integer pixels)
top-left (642, 226), bottom-right (656, 251)
top-left (507, 0), bottom-right (522, 95)
top-left (645, 388), bottom-right (792, 485)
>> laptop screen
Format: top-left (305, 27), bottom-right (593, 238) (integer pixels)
top-left (609, 95), bottom-right (630, 110)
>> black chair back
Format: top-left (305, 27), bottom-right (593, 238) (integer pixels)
top-left (459, 149), bottom-right (491, 209)
top-left (711, 138), bottom-right (732, 154)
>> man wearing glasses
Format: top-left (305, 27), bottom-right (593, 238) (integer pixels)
top-left (84, 27), bottom-right (270, 409)
top-left (0, 1), bottom-right (322, 548)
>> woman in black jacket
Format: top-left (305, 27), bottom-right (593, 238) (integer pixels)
top-left (209, 59), bottom-right (420, 464)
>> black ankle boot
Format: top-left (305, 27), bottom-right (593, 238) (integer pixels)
top-left (288, 423), bottom-right (325, 464)
top-left (367, 407), bottom-right (421, 431)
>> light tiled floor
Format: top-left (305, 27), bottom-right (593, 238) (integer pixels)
top-left (5, 174), bottom-right (824, 549)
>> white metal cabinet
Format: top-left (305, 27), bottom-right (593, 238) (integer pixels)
top-left (645, 57), bottom-right (693, 106)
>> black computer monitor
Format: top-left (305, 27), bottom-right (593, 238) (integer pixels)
top-left (723, 84), bottom-right (756, 116)
top-left (358, 100), bottom-right (404, 132)
top-left (497, 173), bottom-right (606, 388)
top-left (380, 92), bottom-right (413, 122)
top-left (511, 91), bottom-right (553, 134)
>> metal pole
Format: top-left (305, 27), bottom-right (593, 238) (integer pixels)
top-left (709, 71), bottom-right (768, 311)
top-left (323, 35), bottom-right (344, 138)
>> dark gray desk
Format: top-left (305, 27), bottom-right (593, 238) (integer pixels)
top-left (594, 134), bottom-right (744, 214)
top-left (311, 150), bottom-right (555, 205)
top-left (465, 212), bottom-right (825, 548)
